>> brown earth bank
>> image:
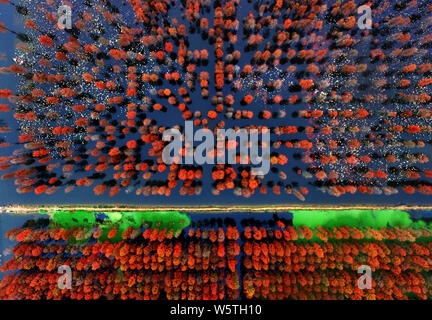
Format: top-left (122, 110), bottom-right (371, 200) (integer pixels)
top-left (2, 204), bottom-right (432, 214)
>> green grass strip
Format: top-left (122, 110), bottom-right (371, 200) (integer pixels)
top-left (48, 210), bottom-right (191, 243)
top-left (291, 209), bottom-right (426, 229)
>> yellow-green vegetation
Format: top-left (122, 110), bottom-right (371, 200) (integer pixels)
top-left (291, 209), bottom-right (426, 228)
top-left (48, 210), bottom-right (191, 242)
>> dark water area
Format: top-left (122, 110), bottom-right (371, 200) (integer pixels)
top-left (0, 0), bottom-right (431, 206)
